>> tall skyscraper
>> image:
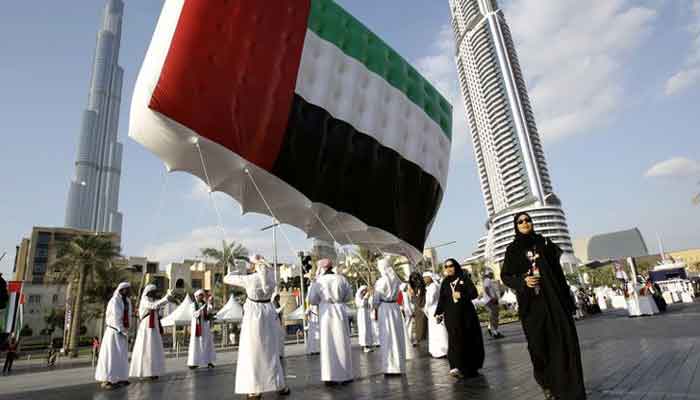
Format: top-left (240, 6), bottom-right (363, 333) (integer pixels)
top-left (65, 0), bottom-right (124, 237)
top-left (449, 0), bottom-right (575, 266)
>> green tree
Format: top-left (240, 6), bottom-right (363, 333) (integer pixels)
top-left (43, 308), bottom-right (65, 339)
top-left (83, 262), bottom-right (137, 337)
top-left (201, 240), bottom-right (249, 303)
top-left (52, 234), bottom-right (121, 357)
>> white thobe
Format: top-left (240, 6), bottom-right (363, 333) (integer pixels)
top-left (187, 301), bottom-right (216, 367)
top-left (400, 288), bottom-right (415, 360)
top-left (308, 273), bottom-right (354, 382)
top-left (305, 305), bottom-right (321, 354)
top-left (371, 315), bottom-right (380, 346)
top-left (95, 295), bottom-right (131, 383)
top-left (225, 268), bottom-right (286, 394)
top-left (129, 294), bottom-right (170, 377)
top-left (355, 294), bottom-right (374, 347)
top-left (423, 282), bottom-right (448, 358)
top-left (373, 276), bottom-right (406, 374)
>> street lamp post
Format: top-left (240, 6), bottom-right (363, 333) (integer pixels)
top-left (423, 240), bottom-right (457, 273)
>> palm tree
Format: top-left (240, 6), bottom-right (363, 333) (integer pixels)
top-left (83, 262), bottom-right (137, 338)
top-left (201, 240), bottom-right (249, 302)
top-left (52, 234), bottom-right (121, 357)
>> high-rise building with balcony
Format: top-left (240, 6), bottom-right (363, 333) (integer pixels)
top-left (449, 0), bottom-right (575, 267)
top-left (65, 0), bottom-right (124, 237)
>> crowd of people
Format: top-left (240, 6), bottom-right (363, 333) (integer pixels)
top-left (29, 213), bottom-right (584, 400)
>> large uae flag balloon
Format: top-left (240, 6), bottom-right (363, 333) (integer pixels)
top-left (129, 0), bottom-right (453, 261)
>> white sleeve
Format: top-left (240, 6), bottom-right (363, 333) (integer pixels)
top-left (223, 272), bottom-right (247, 287)
top-left (372, 279), bottom-right (385, 307)
top-left (105, 298), bottom-right (120, 329)
top-left (308, 282), bottom-right (322, 305)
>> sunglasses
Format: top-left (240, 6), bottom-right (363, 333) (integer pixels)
top-left (517, 218), bottom-right (532, 225)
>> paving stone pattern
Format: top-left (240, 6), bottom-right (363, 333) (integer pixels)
top-left (2, 302), bottom-right (700, 400)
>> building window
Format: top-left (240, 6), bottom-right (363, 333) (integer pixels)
top-left (175, 279), bottom-right (185, 289)
top-left (37, 232), bottom-right (51, 245)
top-left (191, 279), bottom-right (203, 290)
top-left (28, 295), bottom-right (42, 304)
top-left (132, 264), bottom-right (143, 273)
top-left (52, 294), bottom-right (59, 304)
top-left (147, 263), bottom-right (158, 274)
top-left (34, 263), bottom-right (47, 274)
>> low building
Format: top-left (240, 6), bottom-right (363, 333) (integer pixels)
top-left (12, 226), bottom-right (119, 283)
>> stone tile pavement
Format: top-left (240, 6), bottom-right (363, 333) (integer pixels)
top-left (2, 301), bottom-right (699, 400)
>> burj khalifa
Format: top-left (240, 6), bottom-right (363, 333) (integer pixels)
top-left (65, 0), bottom-right (124, 237)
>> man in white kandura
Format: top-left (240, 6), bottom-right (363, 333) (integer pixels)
top-left (355, 285), bottom-right (374, 353)
top-left (305, 301), bottom-right (321, 355)
top-left (423, 272), bottom-right (448, 358)
top-left (129, 285), bottom-right (172, 380)
top-left (373, 257), bottom-right (406, 375)
top-left (95, 282), bottom-right (132, 389)
top-left (400, 283), bottom-right (416, 360)
top-left (224, 254), bottom-right (290, 399)
top-left (308, 258), bottom-right (354, 385)
top-left (187, 289), bottom-right (216, 369)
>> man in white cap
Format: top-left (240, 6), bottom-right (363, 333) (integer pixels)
top-left (423, 272), bottom-right (448, 358)
top-left (129, 285), bottom-right (172, 380)
top-left (373, 257), bottom-right (406, 375)
top-left (308, 258), bottom-right (354, 385)
top-left (187, 289), bottom-right (216, 369)
top-left (95, 282), bottom-right (132, 389)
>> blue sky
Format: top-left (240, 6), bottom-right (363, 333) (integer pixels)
top-left (1, 0), bottom-right (699, 277)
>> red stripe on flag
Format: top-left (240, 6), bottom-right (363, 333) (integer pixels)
top-left (149, 0), bottom-right (311, 171)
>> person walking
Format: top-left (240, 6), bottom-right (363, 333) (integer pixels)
top-left (483, 270), bottom-right (504, 339)
top-left (501, 212), bottom-right (586, 400)
top-left (2, 337), bottom-right (18, 375)
top-left (435, 259), bottom-right (484, 379)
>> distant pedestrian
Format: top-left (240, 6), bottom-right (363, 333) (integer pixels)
top-left (435, 259), bottom-right (484, 379)
top-left (47, 342), bottom-right (58, 368)
top-left (482, 270), bottom-right (504, 339)
top-left (2, 337), bottom-right (18, 375)
top-left (355, 285), bottom-right (374, 353)
top-left (91, 337), bottom-right (100, 364)
top-left (501, 212), bottom-right (586, 400)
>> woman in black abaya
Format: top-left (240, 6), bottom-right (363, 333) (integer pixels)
top-left (435, 258), bottom-right (484, 379)
top-left (501, 212), bottom-right (586, 400)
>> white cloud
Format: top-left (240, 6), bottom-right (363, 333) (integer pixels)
top-left (664, 0), bottom-right (700, 96)
top-left (416, 1), bottom-right (656, 147)
top-left (414, 26), bottom-right (471, 159)
top-left (665, 67), bottom-right (700, 95)
top-left (503, 0), bottom-right (656, 141)
top-left (645, 157), bottom-right (700, 178)
top-left (142, 225), bottom-right (289, 266)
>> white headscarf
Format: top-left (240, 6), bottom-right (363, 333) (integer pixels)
top-left (113, 281), bottom-right (130, 298)
top-left (377, 257), bottom-right (397, 283)
top-left (194, 289), bottom-right (204, 298)
top-left (141, 284), bottom-right (157, 301)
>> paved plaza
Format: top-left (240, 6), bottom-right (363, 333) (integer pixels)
top-left (2, 301), bottom-right (699, 400)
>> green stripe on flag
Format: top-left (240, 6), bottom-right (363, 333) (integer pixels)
top-left (308, 0), bottom-right (453, 141)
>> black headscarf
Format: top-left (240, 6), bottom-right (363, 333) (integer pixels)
top-left (510, 212), bottom-right (545, 253)
top-left (408, 271), bottom-right (426, 294)
top-left (443, 258), bottom-right (464, 283)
